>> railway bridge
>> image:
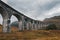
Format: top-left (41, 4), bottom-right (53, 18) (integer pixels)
top-left (0, 0), bottom-right (47, 33)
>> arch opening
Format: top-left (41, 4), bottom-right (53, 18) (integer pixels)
top-left (10, 14), bottom-right (22, 32)
top-left (10, 15), bottom-right (18, 32)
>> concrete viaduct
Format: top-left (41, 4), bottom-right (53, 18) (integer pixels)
top-left (0, 0), bottom-right (48, 33)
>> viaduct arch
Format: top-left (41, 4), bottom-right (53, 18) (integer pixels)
top-left (0, 0), bottom-right (48, 33)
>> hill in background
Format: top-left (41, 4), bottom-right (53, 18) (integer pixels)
top-left (44, 15), bottom-right (60, 29)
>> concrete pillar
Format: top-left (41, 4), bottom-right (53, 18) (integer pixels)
top-left (40, 23), bottom-right (42, 29)
top-left (39, 22), bottom-right (40, 29)
top-left (37, 22), bottom-right (40, 30)
top-left (21, 16), bottom-right (25, 31)
top-left (25, 19), bottom-right (29, 30)
top-left (39, 22), bottom-right (41, 30)
top-left (37, 22), bottom-right (39, 30)
top-left (24, 20), bottom-right (27, 30)
top-left (35, 21), bottom-right (37, 30)
top-left (28, 22), bottom-right (31, 30)
top-left (19, 16), bottom-right (25, 31)
top-left (41, 23), bottom-right (43, 29)
top-left (35, 23), bottom-right (37, 30)
top-left (26, 22), bottom-right (29, 30)
top-left (26, 19), bottom-right (31, 30)
top-left (29, 22), bottom-right (31, 30)
top-left (19, 21), bottom-right (23, 31)
top-left (31, 21), bottom-right (33, 30)
top-left (27, 22), bottom-right (30, 30)
top-left (30, 21), bottom-right (32, 30)
top-left (2, 18), bottom-right (11, 33)
top-left (32, 21), bottom-right (34, 30)
top-left (7, 19), bottom-right (11, 32)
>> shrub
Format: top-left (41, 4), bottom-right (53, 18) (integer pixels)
top-left (46, 24), bottom-right (57, 30)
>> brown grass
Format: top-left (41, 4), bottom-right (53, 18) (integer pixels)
top-left (0, 26), bottom-right (60, 40)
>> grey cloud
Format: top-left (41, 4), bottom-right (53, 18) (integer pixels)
top-left (36, 0), bottom-right (60, 20)
top-left (1, 0), bottom-right (60, 21)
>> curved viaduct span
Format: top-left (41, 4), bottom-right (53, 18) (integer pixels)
top-left (0, 0), bottom-right (47, 33)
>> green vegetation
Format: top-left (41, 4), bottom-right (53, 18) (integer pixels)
top-left (46, 24), bottom-right (57, 30)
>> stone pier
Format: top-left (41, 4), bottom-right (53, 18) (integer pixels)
top-left (0, 0), bottom-right (48, 33)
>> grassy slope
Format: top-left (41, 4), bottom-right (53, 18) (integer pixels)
top-left (0, 26), bottom-right (60, 40)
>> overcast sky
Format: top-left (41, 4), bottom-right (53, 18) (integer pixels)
top-left (0, 0), bottom-right (60, 24)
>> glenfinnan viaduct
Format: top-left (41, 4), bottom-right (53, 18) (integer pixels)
top-left (0, 0), bottom-right (48, 33)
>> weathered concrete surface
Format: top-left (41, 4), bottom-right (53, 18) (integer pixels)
top-left (0, 0), bottom-right (48, 33)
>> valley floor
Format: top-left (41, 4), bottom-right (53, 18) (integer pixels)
top-left (0, 30), bottom-right (60, 40)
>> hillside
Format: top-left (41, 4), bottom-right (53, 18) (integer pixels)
top-left (44, 16), bottom-right (60, 22)
top-left (44, 15), bottom-right (60, 29)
